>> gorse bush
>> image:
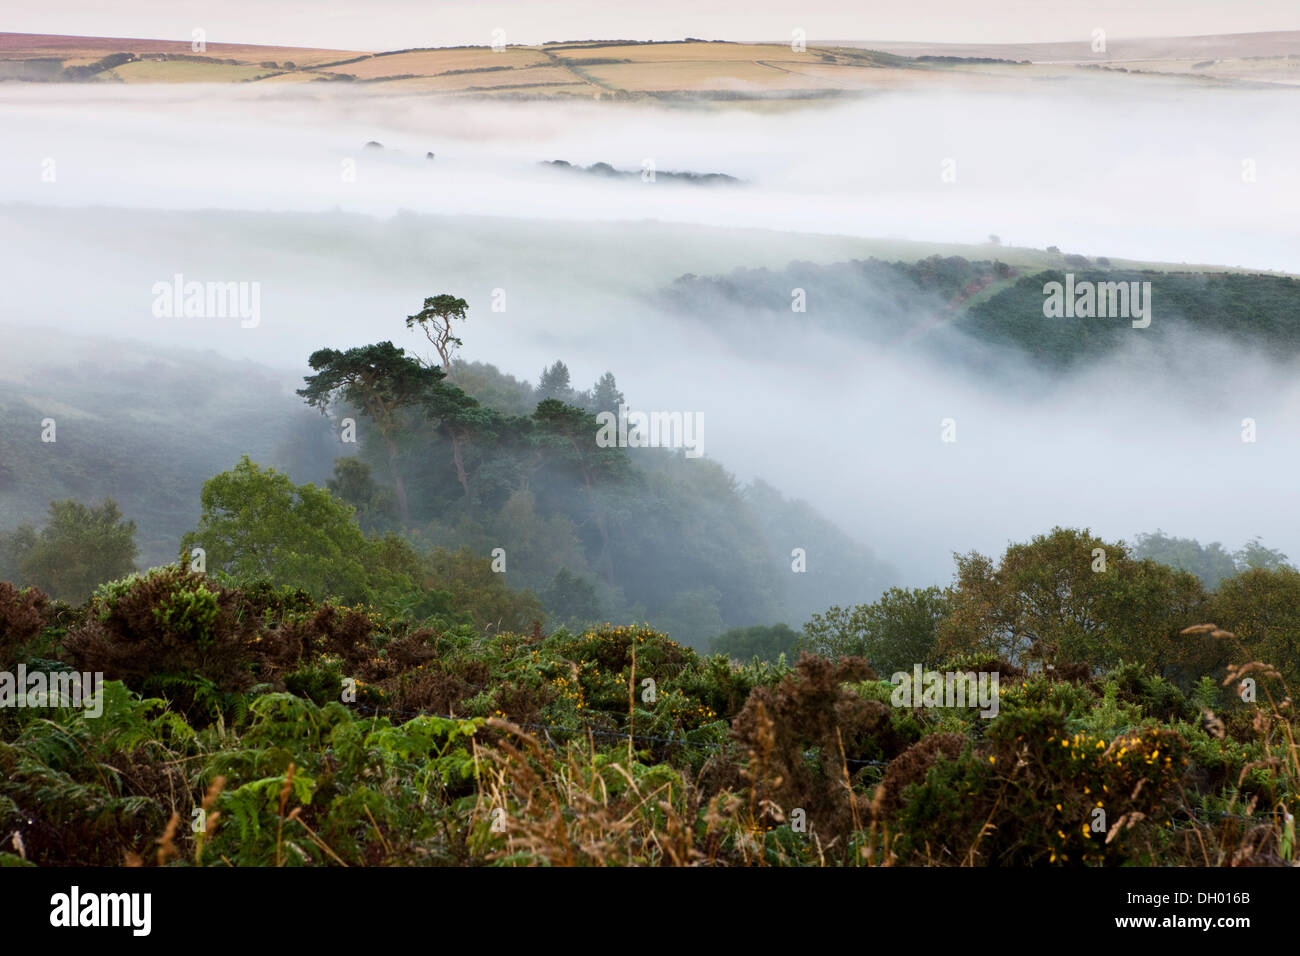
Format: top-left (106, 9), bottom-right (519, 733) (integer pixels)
top-left (66, 566), bottom-right (263, 711)
top-left (152, 580), bottom-right (219, 646)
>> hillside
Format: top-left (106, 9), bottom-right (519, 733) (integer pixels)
top-left (0, 331), bottom-right (337, 562)
top-left (5, 31), bottom-right (1299, 98)
top-left (663, 255), bottom-right (1300, 369)
top-left (0, 330), bottom-right (896, 647)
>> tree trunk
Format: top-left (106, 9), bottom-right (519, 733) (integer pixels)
top-left (450, 428), bottom-right (471, 506)
top-left (582, 466), bottom-right (615, 587)
top-left (383, 434), bottom-right (410, 527)
top-left (393, 473), bottom-right (411, 528)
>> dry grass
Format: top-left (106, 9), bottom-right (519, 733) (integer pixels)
top-left (0, 32), bottom-right (354, 65)
top-left (377, 66), bottom-right (580, 92)
top-left (1182, 623), bottom-right (1298, 866)
top-left (582, 60), bottom-right (832, 92)
top-left (317, 47), bottom-right (551, 79)
top-left (550, 42), bottom-right (802, 63)
top-left (104, 60), bottom-right (275, 83)
top-left (8, 32), bottom-right (1291, 97)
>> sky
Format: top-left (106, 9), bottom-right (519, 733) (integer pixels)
top-left (7, 0), bottom-right (1300, 51)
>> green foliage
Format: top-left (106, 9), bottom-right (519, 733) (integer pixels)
top-left (322, 316), bottom-right (879, 648)
top-left (709, 622), bottom-right (800, 663)
top-left (1132, 530), bottom-right (1240, 589)
top-left (180, 456), bottom-right (414, 604)
top-left (298, 342), bottom-right (443, 421)
top-left (0, 680), bottom-right (177, 865)
top-left (938, 527), bottom-right (1208, 678)
top-left (663, 254), bottom-right (1005, 346)
top-left (535, 360), bottom-right (574, 403)
top-left (5, 498), bottom-right (138, 603)
top-left (69, 565), bottom-right (266, 720)
top-left (542, 567), bottom-right (602, 631)
top-left (450, 361), bottom-right (536, 416)
top-left (0, 342), bottom-right (336, 568)
top-left (1234, 537), bottom-right (1292, 572)
top-left (284, 660), bottom-right (345, 706)
top-left (1209, 565), bottom-right (1300, 691)
top-left (892, 709), bottom-right (1190, 865)
top-left (801, 586), bottom-right (947, 673)
top-left (327, 458), bottom-right (399, 533)
top-left (418, 547), bottom-right (544, 635)
top-left (406, 294), bottom-right (469, 371)
top-left (153, 580), bottom-right (219, 647)
top-left (1, 318), bottom-right (901, 648)
top-left (299, 340), bottom-right (449, 526)
top-left (961, 270), bottom-right (1300, 368)
top-left (1, 567), bottom-right (1295, 867)
top-left (4, 281), bottom-right (1299, 866)
top-left (196, 693), bottom-right (485, 866)
top-left (1132, 530), bottom-right (1293, 589)
top-left (1107, 663), bottom-right (1197, 724)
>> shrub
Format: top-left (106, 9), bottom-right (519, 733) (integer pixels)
top-left (889, 705), bottom-right (1189, 865)
top-left (65, 566), bottom-right (263, 714)
top-left (730, 653), bottom-right (896, 848)
top-left (0, 582), bottom-right (51, 668)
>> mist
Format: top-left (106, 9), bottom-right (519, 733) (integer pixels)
top-left (2, 76), bottom-right (1298, 592)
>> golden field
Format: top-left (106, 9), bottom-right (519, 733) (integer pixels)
top-left (2, 31), bottom-right (1299, 98)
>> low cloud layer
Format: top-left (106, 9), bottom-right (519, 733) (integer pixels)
top-left (2, 79), bottom-right (1297, 590)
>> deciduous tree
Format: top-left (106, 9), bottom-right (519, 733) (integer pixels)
top-left (13, 498), bottom-right (138, 603)
top-left (180, 456), bottom-right (414, 604)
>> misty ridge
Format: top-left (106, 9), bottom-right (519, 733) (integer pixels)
top-left (541, 158), bottom-right (742, 185)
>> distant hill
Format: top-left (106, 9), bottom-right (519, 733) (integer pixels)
top-left (845, 31), bottom-right (1300, 63)
top-left (957, 269), bottom-right (1300, 368)
top-left (662, 256), bottom-right (1300, 370)
top-left (5, 31), bottom-right (1297, 96)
